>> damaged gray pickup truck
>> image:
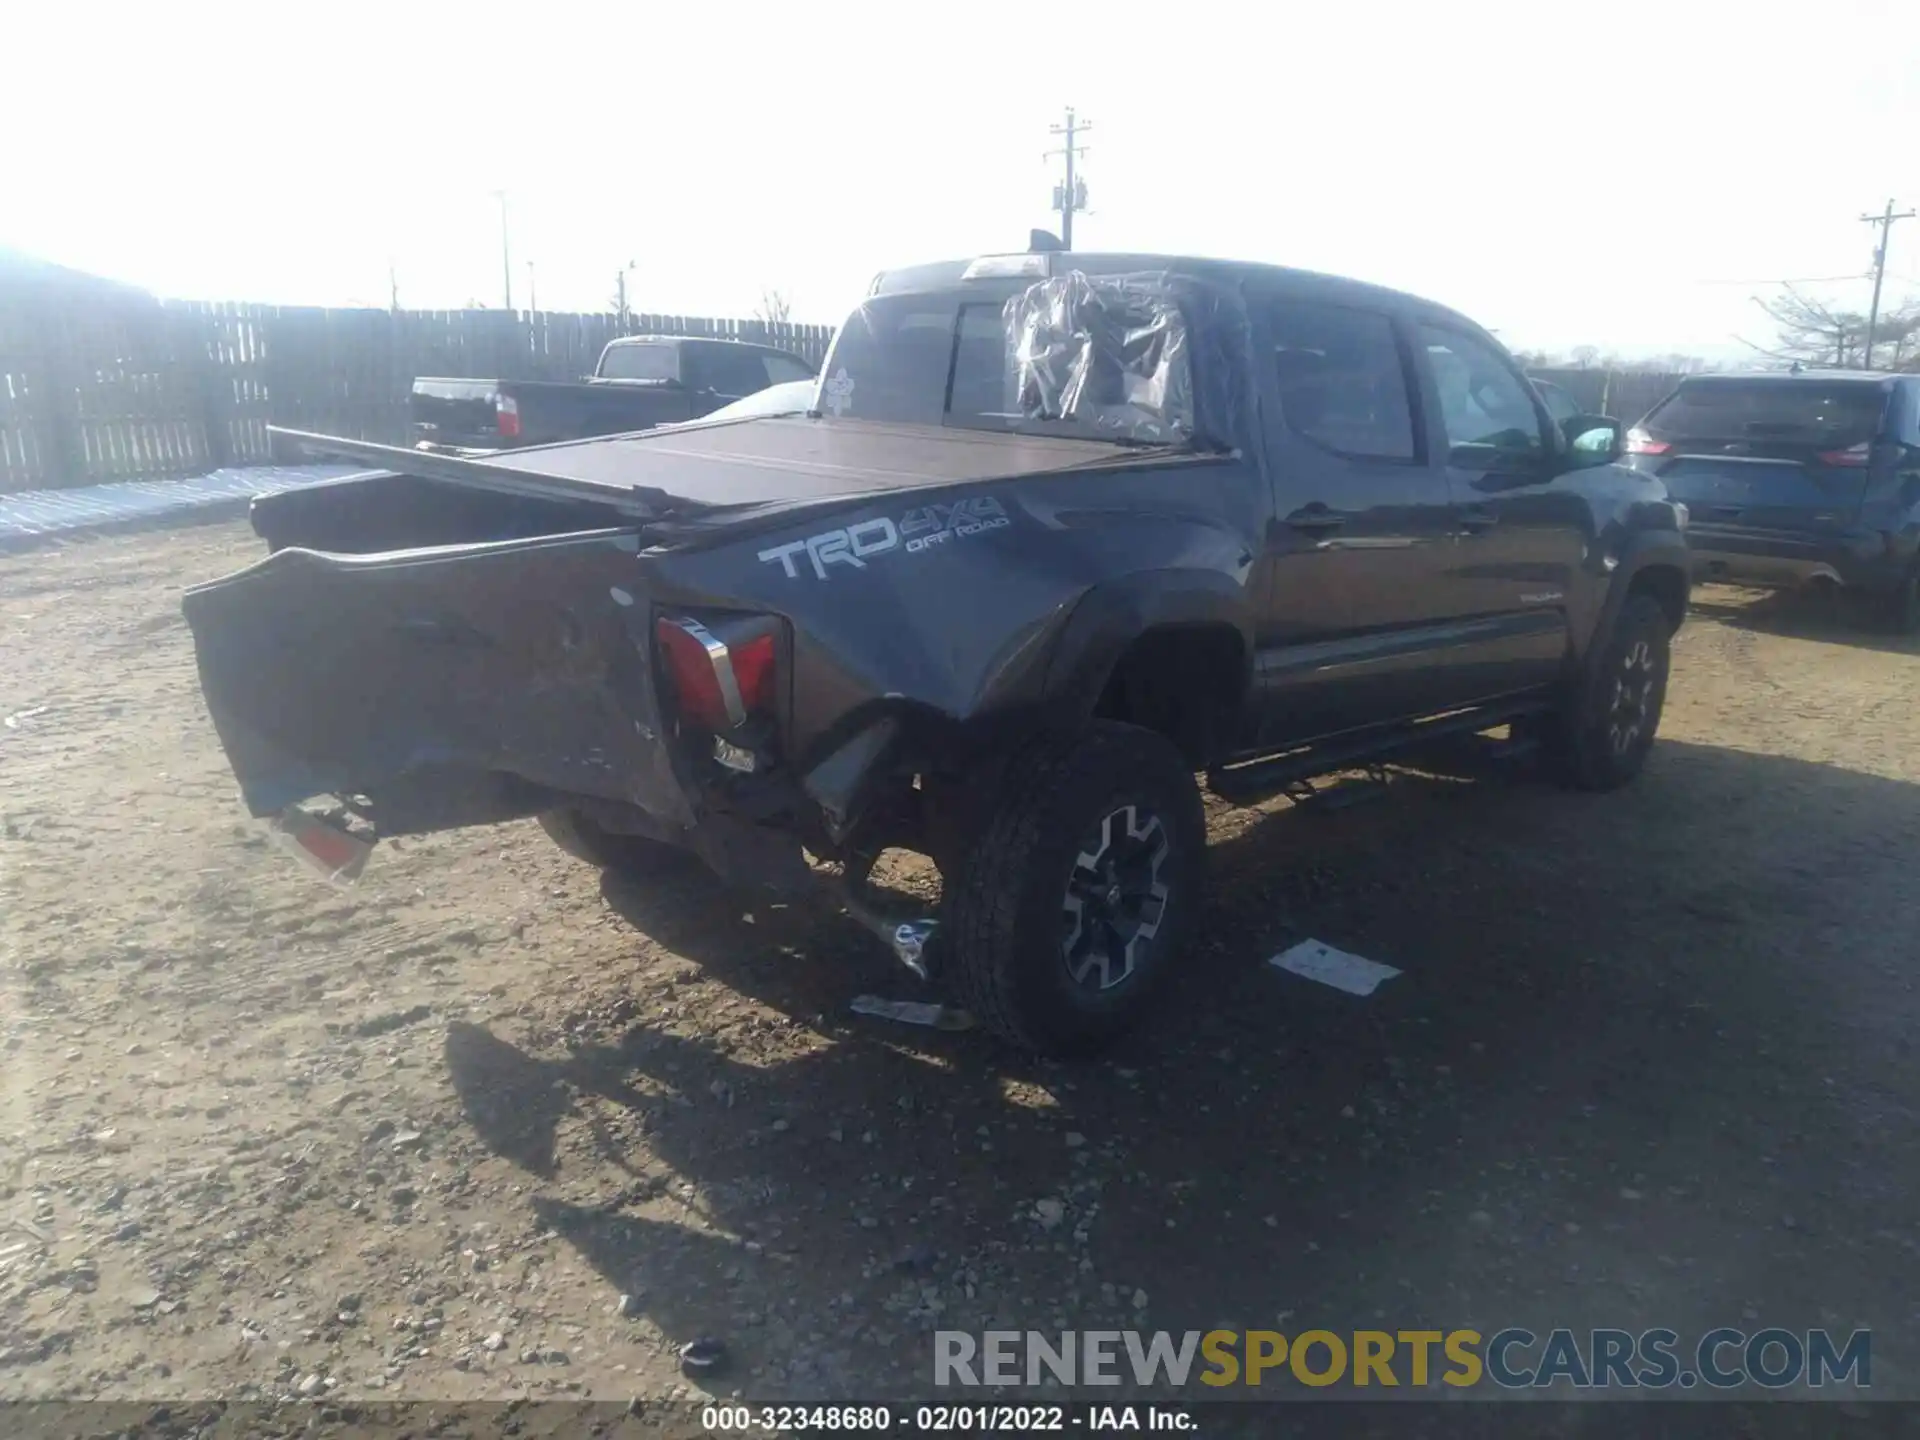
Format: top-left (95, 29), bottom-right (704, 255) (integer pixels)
top-left (183, 251), bottom-right (1691, 1055)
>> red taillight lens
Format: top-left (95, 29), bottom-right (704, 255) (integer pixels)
top-left (1817, 442), bottom-right (1871, 467)
top-left (495, 393), bottom-right (522, 438)
top-left (1625, 428), bottom-right (1670, 456)
top-left (729, 633), bottom-right (776, 712)
top-left (655, 617), bottom-right (777, 731)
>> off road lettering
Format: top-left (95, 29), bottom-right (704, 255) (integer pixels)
top-left (761, 498), bottom-right (1011, 576)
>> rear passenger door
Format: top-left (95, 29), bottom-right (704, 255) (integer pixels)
top-left (1416, 323), bottom-right (1587, 698)
top-left (1249, 295), bottom-right (1461, 745)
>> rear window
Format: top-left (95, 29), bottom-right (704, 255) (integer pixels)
top-left (1647, 380), bottom-right (1887, 445)
top-left (598, 343), bottom-right (676, 382)
top-left (820, 278), bottom-right (1197, 444)
top-left (822, 302), bottom-right (1015, 425)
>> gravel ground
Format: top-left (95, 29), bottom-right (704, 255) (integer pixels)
top-left (3, 522), bottom-right (1918, 1419)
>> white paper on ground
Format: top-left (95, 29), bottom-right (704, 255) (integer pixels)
top-left (1269, 939), bottom-right (1402, 996)
top-left (850, 995), bottom-right (977, 1031)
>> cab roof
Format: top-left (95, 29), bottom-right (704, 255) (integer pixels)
top-left (1678, 369), bottom-right (1904, 385)
top-left (603, 334), bottom-right (801, 354)
top-left (869, 251), bottom-right (1475, 328)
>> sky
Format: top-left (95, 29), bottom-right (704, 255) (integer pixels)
top-left (4, 0), bottom-right (1917, 362)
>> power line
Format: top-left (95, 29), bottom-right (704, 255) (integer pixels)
top-left (1692, 274), bottom-right (1867, 286)
top-left (1045, 109), bottom-right (1090, 250)
top-left (1860, 197), bottom-right (1915, 369)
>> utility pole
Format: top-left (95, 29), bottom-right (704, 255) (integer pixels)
top-left (1046, 108), bottom-right (1091, 250)
top-left (1859, 197), bottom-right (1914, 369)
top-left (388, 258), bottom-right (399, 312)
top-left (526, 261), bottom-right (537, 315)
top-left (491, 190), bottom-right (513, 312)
top-left (615, 261), bottom-right (635, 326)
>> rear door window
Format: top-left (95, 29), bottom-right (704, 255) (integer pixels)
top-left (1645, 379), bottom-right (1888, 447)
top-left (1264, 301), bottom-right (1419, 460)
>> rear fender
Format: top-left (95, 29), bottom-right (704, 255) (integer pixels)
top-left (1855, 463), bottom-right (1920, 544)
top-left (1042, 569), bottom-right (1256, 719)
top-left (771, 570), bottom-right (1254, 849)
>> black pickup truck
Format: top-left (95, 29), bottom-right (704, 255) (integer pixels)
top-left (409, 334), bottom-right (817, 450)
top-left (183, 251), bottom-right (1690, 1056)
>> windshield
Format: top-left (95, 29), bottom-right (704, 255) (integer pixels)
top-left (1646, 379), bottom-right (1887, 445)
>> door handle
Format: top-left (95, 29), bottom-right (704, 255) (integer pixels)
top-left (1457, 505), bottom-right (1499, 534)
top-left (1283, 506), bottom-right (1345, 533)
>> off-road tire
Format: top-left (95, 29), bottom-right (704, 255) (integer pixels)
top-left (943, 722), bottom-right (1206, 1056)
top-left (537, 809), bottom-right (692, 878)
top-left (1546, 592), bottom-right (1672, 792)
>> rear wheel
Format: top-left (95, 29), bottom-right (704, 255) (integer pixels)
top-left (537, 808), bottom-right (693, 878)
top-left (1546, 592), bottom-right (1672, 792)
top-left (943, 723), bottom-right (1206, 1056)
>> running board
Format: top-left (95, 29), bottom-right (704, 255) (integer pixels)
top-left (1206, 701), bottom-right (1553, 804)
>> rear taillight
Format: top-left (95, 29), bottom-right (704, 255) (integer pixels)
top-left (1817, 442), bottom-right (1871, 467)
top-left (495, 393), bottom-right (521, 438)
top-left (656, 616), bottom-right (777, 731)
top-left (1625, 428), bottom-right (1670, 456)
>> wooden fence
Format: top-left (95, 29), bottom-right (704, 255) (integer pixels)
top-left (0, 275), bottom-right (1694, 497)
top-left (0, 295), bottom-right (837, 493)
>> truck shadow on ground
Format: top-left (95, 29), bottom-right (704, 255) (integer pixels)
top-left (443, 738), bottom-right (1920, 1398)
top-left (1687, 583), bottom-right (1918, 655)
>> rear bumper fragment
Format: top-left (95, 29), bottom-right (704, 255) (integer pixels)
top-left (1685, 525), bottom-right (1910, 593)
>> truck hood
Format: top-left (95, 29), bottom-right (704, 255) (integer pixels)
top-left (281, 417), bottom-right (1136, 521)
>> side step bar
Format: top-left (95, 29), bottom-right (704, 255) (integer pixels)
top-left (1206, 700), bottom-right (1554, 804)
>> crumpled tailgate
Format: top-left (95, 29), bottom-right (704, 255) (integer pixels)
top-left (180, 529), bottom-right (694, 836)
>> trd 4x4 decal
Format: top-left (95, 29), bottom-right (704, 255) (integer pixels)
top-left (757, 496), bottom-right (1011, 580)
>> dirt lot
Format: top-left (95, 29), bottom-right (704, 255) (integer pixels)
top-left (3, 520), bottom-right (1919, 1409)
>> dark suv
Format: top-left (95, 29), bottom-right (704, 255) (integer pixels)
top-left (1627, 371), bottom-right (1920, 630)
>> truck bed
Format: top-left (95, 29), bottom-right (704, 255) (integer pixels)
top-left (276, 416), bottom-right (1136, 532)
top-left (477, 416), bottom-right (1131, 506)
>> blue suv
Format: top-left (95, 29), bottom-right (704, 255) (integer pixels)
top-left (1627, 370), bottom-right (1920, 631)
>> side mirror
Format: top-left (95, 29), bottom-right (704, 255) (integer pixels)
top-left (1563, 415), bottom-right (1623, 466)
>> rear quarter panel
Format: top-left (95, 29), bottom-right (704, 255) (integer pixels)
top-left (641, 456), bottom-right (1268, 767)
